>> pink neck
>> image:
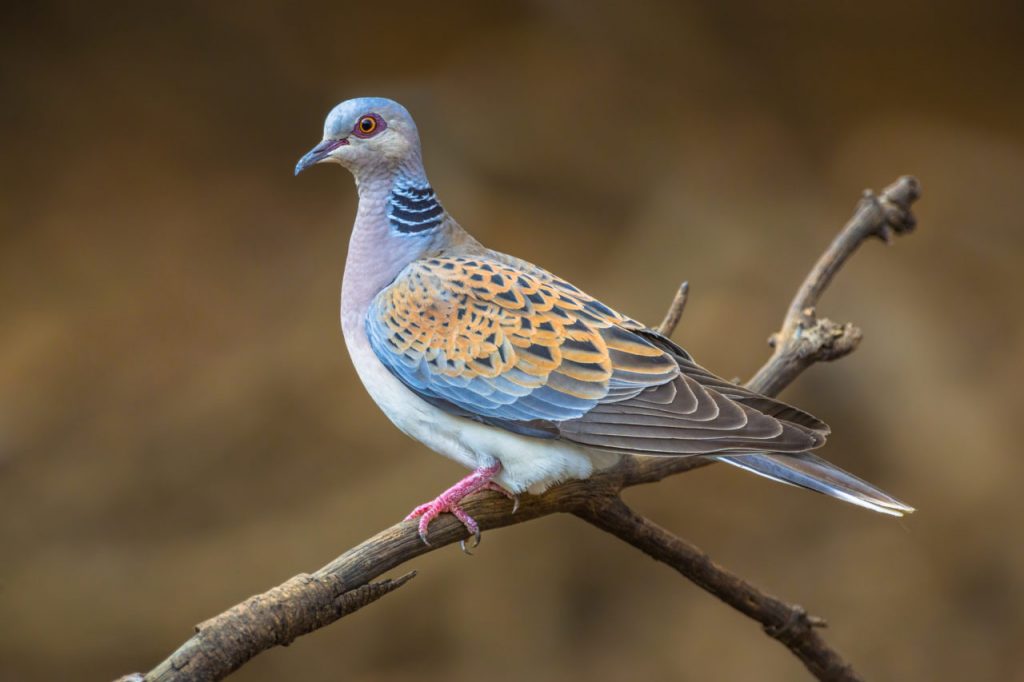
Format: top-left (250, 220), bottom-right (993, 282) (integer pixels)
top-left (339, 169), bottom-right (444, 338)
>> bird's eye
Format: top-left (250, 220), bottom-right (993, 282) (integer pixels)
top-left (353, 114), bottom-right (385, 138)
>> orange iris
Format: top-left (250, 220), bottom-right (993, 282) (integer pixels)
top-left (358, 116), bottom-right (377, 134)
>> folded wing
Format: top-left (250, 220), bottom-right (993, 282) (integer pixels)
top-left (366, 256), bottom-right (824, 454)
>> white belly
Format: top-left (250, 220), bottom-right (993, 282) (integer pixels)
top-left (343, 319), bottom-right (617, 494)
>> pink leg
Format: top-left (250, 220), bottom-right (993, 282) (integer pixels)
top-left (406, 462), bottom-right (512, 550)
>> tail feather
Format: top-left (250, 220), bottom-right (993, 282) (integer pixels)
top-left (715, 452), bottom-right (915, 517)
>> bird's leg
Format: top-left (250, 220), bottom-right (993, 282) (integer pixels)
top-left (406, 462), bottom-right (506, 551)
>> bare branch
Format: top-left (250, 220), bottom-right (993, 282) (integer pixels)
top-left (575, 498), bottom-right (863, 682)
top-left (146, 572), bottom-right (416, 682)
top-left (656, 280), bottom-right (690, 336)
top-left (747, 176), bottom-right (920, 395)
top-left (123, 177), bottom-right (920, 682)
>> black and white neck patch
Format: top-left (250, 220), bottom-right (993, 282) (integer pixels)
top-left (387, 181), bottom-right (445, 234)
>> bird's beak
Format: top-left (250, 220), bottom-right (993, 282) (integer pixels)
top-left (294, 138), bottom-right (348, 176)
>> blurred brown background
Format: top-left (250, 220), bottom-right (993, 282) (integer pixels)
top-left (2, 2), bottom-right (1023, 680)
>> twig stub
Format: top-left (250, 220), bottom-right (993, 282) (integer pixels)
top-left (656, 280), bottom-right (690, 336)
top-left (148, 572), bottom-right (416, 682)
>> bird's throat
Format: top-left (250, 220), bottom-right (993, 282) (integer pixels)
top-left (341, 172), bottom-right (447, 337)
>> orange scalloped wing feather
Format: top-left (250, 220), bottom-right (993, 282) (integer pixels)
top-left (366, 256), bottom-right (679, 426)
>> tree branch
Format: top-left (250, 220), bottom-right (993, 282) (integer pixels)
top-left (123, 176), bottom-right (920, 682)
top-left (575, 498), bottom-right (860, 682)
top-left (747, 176), bottom-right (920, 395)
top-left (657, 280), bottom-right (690, 336)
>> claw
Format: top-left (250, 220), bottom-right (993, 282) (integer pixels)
top-left (405, 463), bottom-right (502, 551)
top-left (482, 481), bottom-right (519, 513)
top-left (460, 527), bottom-right (482, 555)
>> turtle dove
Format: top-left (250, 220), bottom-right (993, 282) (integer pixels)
top-left (295, 97), bottom-right (914, 548)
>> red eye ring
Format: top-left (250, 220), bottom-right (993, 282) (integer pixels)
top-left (353, 113), bottom-right (386, 138)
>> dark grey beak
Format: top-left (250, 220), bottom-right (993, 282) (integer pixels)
top-left (294, 138), bottom-right (348, 175)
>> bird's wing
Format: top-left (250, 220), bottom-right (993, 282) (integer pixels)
top-left (366, 256), bottom-right (677, 434)
top-left (367, 255), bottom-right (824, 452)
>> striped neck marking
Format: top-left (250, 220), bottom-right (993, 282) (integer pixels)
top-left (388, 180), bottom-right (445, 234)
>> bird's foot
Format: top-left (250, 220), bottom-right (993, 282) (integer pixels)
top-left (406, 463), bottom-right (505, 552)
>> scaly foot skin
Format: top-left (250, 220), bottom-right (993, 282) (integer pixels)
top-left (406, 463), bottom-right (514, 552)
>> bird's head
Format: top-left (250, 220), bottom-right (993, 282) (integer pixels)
top-left (294, 97), bottom-right (422, 177)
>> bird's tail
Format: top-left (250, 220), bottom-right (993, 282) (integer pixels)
top-left (714, 452), bottom-right (915, 516)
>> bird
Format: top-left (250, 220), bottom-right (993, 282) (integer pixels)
top-left (295, 97), bottom-right (914, 549)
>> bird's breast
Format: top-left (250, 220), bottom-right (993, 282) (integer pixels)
top-left (340, 309), bottom-right (616, 493)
